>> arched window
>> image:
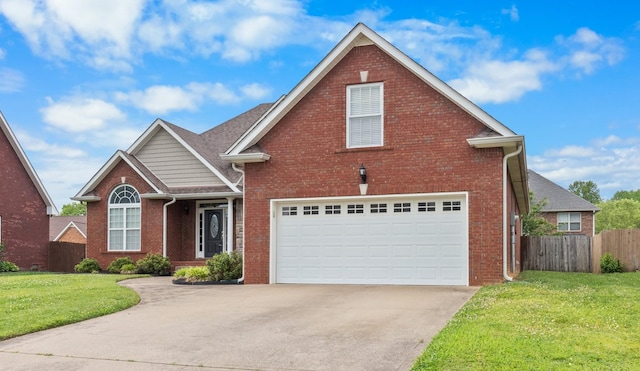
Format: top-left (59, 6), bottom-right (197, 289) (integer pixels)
top-left (108, 185), bottom-right (141, 251)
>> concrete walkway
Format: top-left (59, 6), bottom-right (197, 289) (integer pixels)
top-left (0, 277), bottom-right (477, 370)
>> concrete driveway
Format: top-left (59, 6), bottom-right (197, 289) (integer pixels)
top-left (0, 277), bottom-right (477, 370)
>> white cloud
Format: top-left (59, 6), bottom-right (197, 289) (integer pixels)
top-left (449, 49), bottom-right (557, 104)
top-left (40, 97), bottom-right (126, 132)
top-left (116, 82), bottom-right (240, 115)
top-left (241, 83), bottom-right (272, 100)
top-left (0, 67), bottom-right (24, 92)
top-left (529, 137), bottom-right (640, 199)
top-left (501, 5), bottom-right (519, 22)
top-left (556, 27), bottom-right (624, 75)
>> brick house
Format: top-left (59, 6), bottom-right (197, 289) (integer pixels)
top-left (528, 170), bottom-right (599, 236)
top-left (0, 112), bottom-right (57, 270)
top-left (50, 216), bottom-right (87, 244)
top-left (74, 23), bottom-right (529, 285)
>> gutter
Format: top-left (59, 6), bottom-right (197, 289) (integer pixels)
top-left (162, 197), bottom-right (177, 258)
top-left (503, 145), bottom-right (523, 282)
top-left (230, 164), bottom-right (246, 284)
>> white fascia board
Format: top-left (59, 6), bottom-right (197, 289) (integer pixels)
top-left (141, 192), bottom-right (243, 200)
top-left (70, 195), bottom-right (101, 202)
top-left (467, 135), bottom-right (524, 149)
top-left (219, 152), bottom-right (271, 163)
top-left (136, 121), bottom-right (242, 193)
top-left (0, 111), bottom-right (59, 215)
top-left (73, 151), bottom-right (164, 199)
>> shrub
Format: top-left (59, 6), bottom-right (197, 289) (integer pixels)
top-left (206, 251), bottom-right (242, 281)
top-left (0, 261), bottom-right (19, 272)
top-left (120, 263), bottom-right (137, 274)
top-left (135, 253), bottom-right (171, 275)
top-left (600, 253), bottom-right (624, 273)
top-left (184, 266), bottom-right (211, 282)
top-left (174, 267), bottom-right (188, 278)
top-left (107, 257), bottom-right (135, 274)
top-left (74, 258), bottom-right (102, 273)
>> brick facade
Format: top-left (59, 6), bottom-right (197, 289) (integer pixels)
top-left (56, 227), bottom-right (86, 244)
top-left (243, 45), bottom-right (520, 285)
top-left (540, 211), bottom-right (596, 236)
top-left (0, 123), bottom-right (50, 270)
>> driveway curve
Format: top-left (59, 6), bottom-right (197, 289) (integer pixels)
top-left (0, 277), bottom-right (477, 370)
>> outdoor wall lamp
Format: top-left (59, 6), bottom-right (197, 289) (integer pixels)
top-left (358, 164), bottom-right (368, 196)
top-left (359, 164), bottom-right (367, 184)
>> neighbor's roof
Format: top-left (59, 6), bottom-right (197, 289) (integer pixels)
top-left (50, 216), bottom-right (87, 241)
top-left (528, 170), bottom-right (600, 212)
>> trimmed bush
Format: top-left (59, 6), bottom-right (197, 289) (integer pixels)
top-left (120, 263), bottom-right (137, 274)
top-left (600, 253), bottom-right (624, 273)
top-left (135, 253), bottom-right (171, 275)
top-left (74, 258), bottom-right (102, 273)
top-left (206, 251), bottom-right (242, 281)
top-left (107, 257), bottom-right (135, 274)
top-left (0, 261), bottom-right (19, 272)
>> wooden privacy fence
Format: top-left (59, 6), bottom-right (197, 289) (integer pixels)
top-left (522, 235), bottom-right (592, 272)
top-left (49, 242), bottom-right (85, 273)
top-left (592, 229), bottom-right (640, 273)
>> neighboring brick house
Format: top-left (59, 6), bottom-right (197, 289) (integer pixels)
top-left (528, 170), bottom-right (599, 236)
top-left (0, 112), bottom-right (57, 270)
top-left (50, 216), bottom-right (87, 244)
top-left (74, 23), bottom-right (529, 285)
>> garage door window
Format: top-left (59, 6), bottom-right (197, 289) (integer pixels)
top-left (347, 204), bottom-right (364, 214)
top-left (394, 202), bottom-right (411, 213)
top-left (303, 206), bottom-right (319, 215)
top-left (443, 201), bottom-right (462, 211)
top-left (282, 206), bottom-right (297, 216)
top-left (370, 203), bottom-right (387, 213)
top-left (418, 201), bottom-right (436, 212)
top-left (325, 205), bottom-right (341, 214)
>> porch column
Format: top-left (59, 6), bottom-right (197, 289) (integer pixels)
top-left (226, 197), bottom-right (234, 253)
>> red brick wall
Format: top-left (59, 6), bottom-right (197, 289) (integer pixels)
top-left (243, 45), bottom-right (507, 285)
top-left (57, 227), bottom-right (86, 244)
top-left (540, 211), bottom-right (595, 236)
top-left (0, 127), bottom-right (50, 270)
top-left (86, 160), bottom-right (164, 270)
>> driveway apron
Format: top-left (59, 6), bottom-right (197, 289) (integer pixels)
top-left (0, 277), bottom-right (477, 370)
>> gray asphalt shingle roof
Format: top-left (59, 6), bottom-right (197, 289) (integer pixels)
top-left (528, 170), bottom-right (600, 212)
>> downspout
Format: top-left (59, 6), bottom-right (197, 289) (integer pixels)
top-left (231, 163), bottom-right (245, 284)
top-left (503, 145), bottom-right (523, 282)
top-left (163, 197), bottom-right (177, 258)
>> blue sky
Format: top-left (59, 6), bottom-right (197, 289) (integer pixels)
top-left (1, 0), bottom-right (639, 210)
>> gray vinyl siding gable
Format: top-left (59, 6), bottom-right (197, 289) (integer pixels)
top-left (135, 129), bottom-right (225, 187)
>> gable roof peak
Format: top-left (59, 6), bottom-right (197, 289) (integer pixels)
top-left (225, 22), bottom-right (517, 157)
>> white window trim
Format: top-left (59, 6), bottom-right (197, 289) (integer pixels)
top-left (558, 212), bottom-right (581, 232)
top-left (108, 185), bottom-right (141, 251)
top-left (346, 82), bottom-right (384, 148)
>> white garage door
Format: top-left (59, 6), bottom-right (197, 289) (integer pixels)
top-left (273, 193), bottom-right (468, 285)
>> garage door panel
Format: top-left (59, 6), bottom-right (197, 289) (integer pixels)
top-left (275, 195), bottom-right (468, 285)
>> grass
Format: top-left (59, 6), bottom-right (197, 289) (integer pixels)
top-left (0, 272), bottom-right (144, 340)
top-left (412, 271), bottom-right (640, 370)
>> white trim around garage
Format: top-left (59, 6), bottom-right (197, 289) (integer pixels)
top-left (269, 192), bottom-right (469, 285)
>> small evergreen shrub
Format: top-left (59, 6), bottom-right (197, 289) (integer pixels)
top-left (135, 253), bottom-right (171, 275)
top-left (600, 253), bottom-right (624, 273)
top-left (174, 267), bottom-right (188, 278)
top-left (120, 263), bottom-right (137, 274)
top-left (206, 251), bottom-right (242, 281)
top-left (74, 258), bottom-right (102, 273)
top-left (0, 261), bottom-right (19, 272)
top-left (185, 266), bottom-right (211, 282)
top-left (107, 257), bottom-right (135, 274)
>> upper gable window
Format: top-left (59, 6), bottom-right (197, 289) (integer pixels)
top-left (347, 83), bottom-right (383, 148)
top-left (108, 185), bottom-right (141, 251)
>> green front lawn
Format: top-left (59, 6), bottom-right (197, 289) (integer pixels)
top-left (413, 271), bottom-right (640, 370)
top-left (0, 272), bottom-right (143, 340)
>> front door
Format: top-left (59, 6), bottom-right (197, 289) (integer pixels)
top-left (204, 209), bottom-right (224, 258)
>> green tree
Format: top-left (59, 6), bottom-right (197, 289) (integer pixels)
top-left (522, 191), bottom-right (557, 236)
top-left (568, 180), bottom-right (602, 204)
top-left (60, 202), bottom-right (87, 216)
top-left (611, 189), bottom-right (640, 202)
top-left (595, 199), bottom-right (640, 233)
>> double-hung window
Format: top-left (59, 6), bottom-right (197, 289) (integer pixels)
top-left (558, 212), bottom-right (581, 232)
top-left (108, 185), bottom-right (141, 251)
top-left (347, 83), bottom-right (383, 148)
